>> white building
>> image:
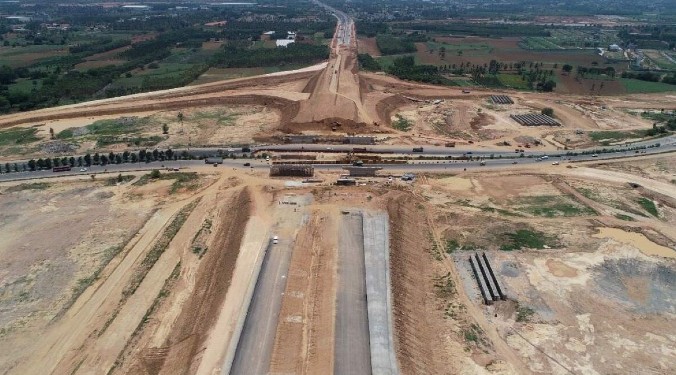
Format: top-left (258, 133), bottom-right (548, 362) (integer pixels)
top-left (276, 39), bottom-right (295, 47)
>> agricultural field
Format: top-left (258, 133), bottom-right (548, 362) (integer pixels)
top-left (642, 50), bottom-right (676, 71)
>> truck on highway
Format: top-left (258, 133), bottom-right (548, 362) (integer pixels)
top-left (412, 147), bottom-right (424, 153)
top-left (53, 166), bottom-right (71, 172)
top-left (205, 157), bottom-right (223, 165)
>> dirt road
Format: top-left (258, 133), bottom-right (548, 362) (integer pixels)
top-left (268, 207), bottom-right (338, 374)
top-left (335, 212), bottom-right (372, 375)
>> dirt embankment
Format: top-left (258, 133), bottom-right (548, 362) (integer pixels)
top-left (278, 116), bottom-right (385, 135)
top-left (387, 193), bottom-right (453, 374)
top-left (268, 208), bottom-right (337, 374)
top-left (127, 187), bottom-right (252, 374)
top-left (0, 95), bottom-right (297, 129)
top-left (375, 94), bottom-right (411, 126)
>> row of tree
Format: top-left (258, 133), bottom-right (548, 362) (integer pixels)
top-left (0, 149), bottom-right (193, 174)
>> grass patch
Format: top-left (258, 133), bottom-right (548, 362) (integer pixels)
top-left (191, 110), bottom-right (239, 126)
top-left (497, 73), bottom-right (531, 90)
top-left (516, 304), bottom-right (536, 322)
top-left (500, 229), bottom-right (557, 251)
top-left (0, 127), bottom-right (40, 146)
top-left (615, 213), bottom-right (635, 221)
top-left (392, 114), bottom-right (413, 131)
top-left (640, 111), bottom-right (676, 123)
top-left (133, 171), bottom-right (200, 193)
top-left (105, 174), bottom-right (135, 186)
top-left (637, 197), bottom-right (659, 217)
top-left (433, 272), bottom-right (456, 298)
top-left (4, 182), bottom-right (51, 192)
top-left (57, 116), bottom-right (150, 139)
top-left (445, 239), bottom-right (460, 254)
top-left (588, 130), bottom-right (647, 142)
top-left (515, 195), bottom-right (595, 217)
top-left (122, 199), bottom-right (200, 298)
top-left (461, 323), bottom-right (488, 347)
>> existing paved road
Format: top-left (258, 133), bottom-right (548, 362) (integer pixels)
top-left (335, 213), bottom-right (371, 375)
top-left (1, 142), bottom-right (675, 184)
top-left (229, 236), bottom-right (294, 375)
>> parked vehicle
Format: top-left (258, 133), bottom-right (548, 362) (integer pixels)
top-left (412, 147), bottom-right (424, 152)
top-left (53, 166), bottom-right (71, 172)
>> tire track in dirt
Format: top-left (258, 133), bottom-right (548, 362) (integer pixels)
top-left (9, 199), bottom-right (191, 375)
top-left (144, 188), bottom-right (251, 375)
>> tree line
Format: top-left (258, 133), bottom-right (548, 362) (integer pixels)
top-left (1, 148), bottom-right (192, 174)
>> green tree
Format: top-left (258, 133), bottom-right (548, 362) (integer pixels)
top-left (150, 169), bottom-right (161, 179)
top-left (28, 159), bottom-right (36, 171)
top-left (162, 123), bottom-right (169, 134)
top-left (562, 64), bottom-right (573, 73)
top-left (541, 107), bottom-right (555, 117)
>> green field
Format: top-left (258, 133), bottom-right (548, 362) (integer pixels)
top-left (520, 37), bottom-right (562, 50)
top-left (621, 79), bottom-right (676, 94)
top-left (58, 117), bottom-right (150, 139)
top-left (0, 45), bottom-right (66, 68)
top-left (497, 73), bottom-right (531, 89)
top-left (588, 130), bottom-right (647, 142)
top-left (0, 127), bottom-right (40, 146)
top-left (8, 79), bottom-right (43, 94)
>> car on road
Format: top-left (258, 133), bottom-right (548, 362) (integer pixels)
top-left (272, 236), bottom-right (278, 244)
top-left (592, 154), bottom-right (598, 157)
top-left (227, 148), bottom-right (235, 152)
top-left (79, 168), bottom-right (88, 172)
top-left (512, 161), bottom-right (518, 164)
top-left (243, 162), bottom-right (251, 166)
top-left (552, 161), bottom-right (560, 165)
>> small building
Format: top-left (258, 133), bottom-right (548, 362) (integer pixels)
top-left (343, 166), bottom-right (382, 177)
top-left (276, 39), bottom-right (295, 48)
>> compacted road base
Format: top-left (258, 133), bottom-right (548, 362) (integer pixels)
top-left (363, 212), bottom-right (399, 375)
top-left (335, 212), bottom-right (372, 375)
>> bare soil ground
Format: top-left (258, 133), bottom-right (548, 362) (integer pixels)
top-left (357, 37), bottom-right (381, 57)
top-left (0, 179), bottom-right (155, 371)
top-left (268, 207), bottom-right (337, 374)
top-left (414, 161), bottom-right (675, 374)
top-left (123, 188), bottom-right (251, 374)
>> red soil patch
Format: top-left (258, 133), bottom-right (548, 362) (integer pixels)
top-left (357, 37), bottom-right (381, 57)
